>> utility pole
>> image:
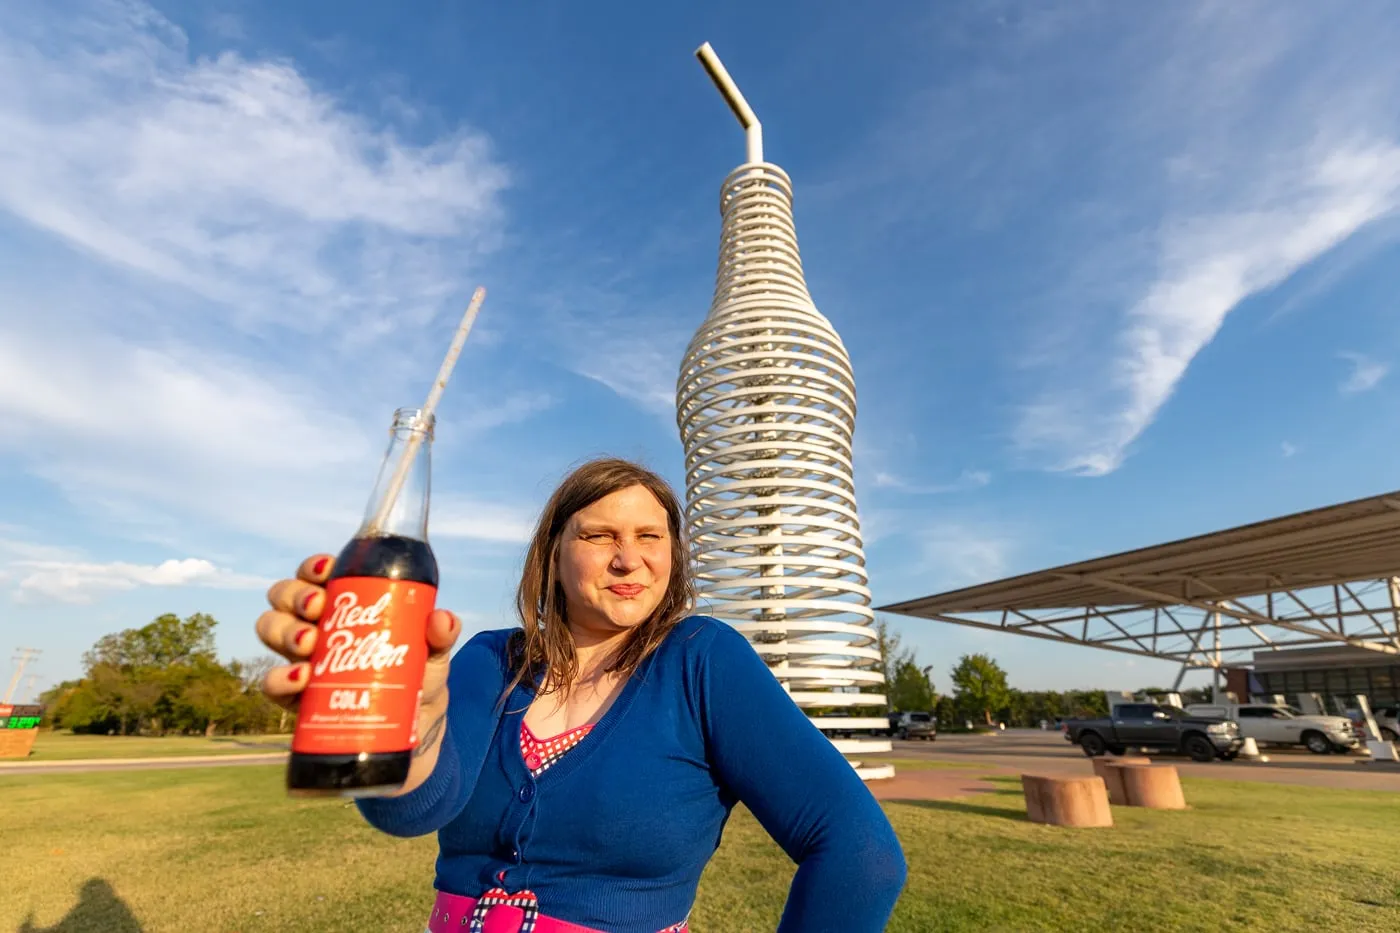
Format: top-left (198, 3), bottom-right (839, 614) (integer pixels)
top-left (4, 648), bottom-right (41, 704)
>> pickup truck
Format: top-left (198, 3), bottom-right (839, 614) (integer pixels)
top-left (1064, 703), bottom-right (1243, 762)
top-left (1375, 706), bottom-right (1399, 743)
top-left (1184, 703), bottom-right (1360, 754)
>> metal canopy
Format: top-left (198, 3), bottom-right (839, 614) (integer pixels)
top-left (877, 490), bottom-right (1400, 679)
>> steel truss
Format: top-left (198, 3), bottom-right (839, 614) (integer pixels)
top-left (903, 575), bottom-right (1400, 681)
top-left (879, 491), bottom-right (1400, 688)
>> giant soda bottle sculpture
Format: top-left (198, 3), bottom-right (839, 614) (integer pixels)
top-left (677, 44), bottom-right (892, 779)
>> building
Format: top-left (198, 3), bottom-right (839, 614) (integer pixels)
top-left (1250, 645), bottom-right (1399, 707)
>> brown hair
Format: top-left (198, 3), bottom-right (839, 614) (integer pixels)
top-left (505, 457), bottom-right (695, 702)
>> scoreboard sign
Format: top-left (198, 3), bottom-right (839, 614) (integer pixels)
top-left (0, 704), bottom-right (41, 758)
top-left (0, 704), bottom-right (42, 728)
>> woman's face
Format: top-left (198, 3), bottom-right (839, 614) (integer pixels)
top-left (557, 484), bottom-right (673, 641)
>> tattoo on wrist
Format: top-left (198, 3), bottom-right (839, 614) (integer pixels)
top-left (414, 712), bottom-right (447, 758)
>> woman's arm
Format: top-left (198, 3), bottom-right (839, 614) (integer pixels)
top-left (699, 622), bottom-right (907, 932)
top-left (354, 629), bottom-right (509, 838)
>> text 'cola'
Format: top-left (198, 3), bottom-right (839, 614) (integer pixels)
top-left (287, 408), bottom-right (440, 797)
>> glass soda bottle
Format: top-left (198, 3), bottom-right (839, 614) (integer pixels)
top-left (287, 407), bottom-right (440, 797)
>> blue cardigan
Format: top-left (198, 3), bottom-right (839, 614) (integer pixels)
top-left (356, 615), bottom-right (907, 932)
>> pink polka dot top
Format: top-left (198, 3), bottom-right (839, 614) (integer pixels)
top-left (520, 720), bottom-right (594, 777)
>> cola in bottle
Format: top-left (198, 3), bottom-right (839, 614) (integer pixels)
top-left (287, 408), bottom-right (440, 797)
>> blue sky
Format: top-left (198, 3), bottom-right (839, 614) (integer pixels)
top-left (4, 0), bottom-right (1400, 702)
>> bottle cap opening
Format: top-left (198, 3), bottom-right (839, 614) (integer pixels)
top-left (391, 407), bottom-right (435, 439)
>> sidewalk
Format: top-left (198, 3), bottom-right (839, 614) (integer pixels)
top-left (868, 768), bottom-right (1001, 802)
top-left (0, 752), bottom-right (287, 774)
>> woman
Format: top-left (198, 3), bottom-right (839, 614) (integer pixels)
top-left (257, 458), bottom-right (906, 933)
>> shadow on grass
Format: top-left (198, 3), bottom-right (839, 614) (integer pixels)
top-left (18, 878), bottom-right (142, 933)
top-left (892, 798), bottom-right (1029, 822)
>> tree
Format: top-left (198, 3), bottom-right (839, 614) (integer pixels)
top-left (888, 660), bottom-right (936, 712)
top-left (867, 616), bottom-right (913, 698)
top-left (874, 617), bottom-right (909, 675)
top-left (83, 612), bottom-right (217, 672)
top-left (933, 695), bottom-right (958, 728)
top-left (180, 667), bottom-right (246, 736)
top-left (950, 654), bottom-right (1010, 726)
top-left (50, 612), bottom-right (286, 736)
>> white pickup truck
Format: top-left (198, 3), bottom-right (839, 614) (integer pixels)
top-left (1184, 703), bottom-right (1360, 754)
top-left (1374, 706), bottom-right (1399, 743)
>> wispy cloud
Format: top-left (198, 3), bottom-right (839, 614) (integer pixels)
top-left (0, 330), bottom-right (539, 551)
top-left (573, 347), bottom-right (680, 415)
top-left (1280, 441), bottom-right (1298, 459)
top-left (433, 496), bottom-right (536, 544)
top-left (0, 0), bottom-right (508, 344)
top-left (872, 469), bottom-right (990, 495)
top-left (555, 317), bottom-right (687, 417)
top-left (0, 530), bottom-right (82, 564)
top-left (1337, 351), bottom-right (1389, 395)
top-left (1008, 3), bottom-right (1400, 475)
top-left (1018, 142), bottom-right (1400, 477)
top-left (819, 4), bottom-right (1400, 478)
top-left (0, 1), bottom-right (533, 556)
top-left (917, 524), bottom-right (1017, 588)
top-left (12, 556), bottom-right (268, 605)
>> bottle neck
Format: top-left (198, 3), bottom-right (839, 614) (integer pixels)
top-left (357, 408), bottom-right (433, 541)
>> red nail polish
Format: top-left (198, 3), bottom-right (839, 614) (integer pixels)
top-left (288, 666), bottom-right (302, 683)
top-left (302, 591), bottom-right (317, 613)
top-left (312, 557), bottom-right (328, 575)
top-left (294, 629), bottom-right (310, 649)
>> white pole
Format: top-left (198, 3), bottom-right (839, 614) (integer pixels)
top-left (3, 648), bottom-right (39, 705)
top-left (695, 42), bottom-right (764, 164)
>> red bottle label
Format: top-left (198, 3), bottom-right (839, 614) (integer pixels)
top-left (292, 577), bottom-right (436, 755)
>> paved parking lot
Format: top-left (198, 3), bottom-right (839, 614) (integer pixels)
top-left (892, 729), bottom-right (1400, 791)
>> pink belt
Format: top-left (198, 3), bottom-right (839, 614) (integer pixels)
top-left (428, 888), bottom-right (598, 933)
top-left (427, 889), bottom-right (688, 933)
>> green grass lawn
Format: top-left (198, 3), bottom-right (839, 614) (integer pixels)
top-left (19, 732), bottom-right (290, 761)
top-left (2, 764), bottom-right (1396, 932)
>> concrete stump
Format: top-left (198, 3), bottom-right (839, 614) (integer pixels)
top-left (1120, 764), bottom-right (1187, 810)
top-left (1020, 774), bottom-right (1113, 827)
top-left (1092, 756), bottom-right (1150, 805)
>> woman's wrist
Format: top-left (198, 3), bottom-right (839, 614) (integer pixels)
top-left (388, 692), bottom-right (451, 797)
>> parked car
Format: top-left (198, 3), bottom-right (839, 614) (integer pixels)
top-left (889, 711), bottom-right (937, 741)
top-left (1185, 703), bottom-right (1360, 754)
top-left (1063, 703), bottom-right (1242, 762)
top-left (1374, 705), bottom-right (1399, 743)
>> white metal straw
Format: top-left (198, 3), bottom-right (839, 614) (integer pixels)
top-left (695, 42), bottom-right (764, 164)
top-left (366, 286), bottom-right (487, 535)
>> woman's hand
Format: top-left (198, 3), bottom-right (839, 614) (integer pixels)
top-left (255, 553), bottom-right (462, 793)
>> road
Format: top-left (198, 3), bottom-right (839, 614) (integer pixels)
top-left (893, 729), bottom-right (1400, 791)
top-left (3, 731), bottom-right (1398, 791)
